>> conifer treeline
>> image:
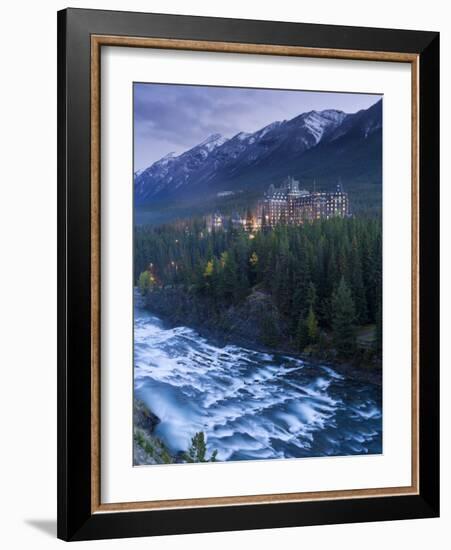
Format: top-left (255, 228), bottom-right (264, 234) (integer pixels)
top-left (134, 216), bottom-right (382, 358)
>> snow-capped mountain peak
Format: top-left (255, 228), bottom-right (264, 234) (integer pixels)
top-left (198, 133), bottom-right (228, 151)
top-left (154, 152), bottom-right (177, 166)
top-left (297, 110), bottom-right (347, 144)
top-left (235, 132), bottom-right (252, 141)
top-left (134, 100), bottom-right (381, 204)
top-left (161, 151), bottom-right (176, 160)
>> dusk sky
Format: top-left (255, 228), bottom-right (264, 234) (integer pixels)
top-left (134, 83), bottom-right (381, 171)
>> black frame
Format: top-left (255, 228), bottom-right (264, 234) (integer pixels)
top-left (57, 8), bottom-right (439, 541)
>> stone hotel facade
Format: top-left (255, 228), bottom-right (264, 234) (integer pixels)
top-left (207, 176), bottom-right (350, 232)
top-left (260, 176), bottom-right (350, 227)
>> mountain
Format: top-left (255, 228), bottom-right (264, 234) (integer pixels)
top-left (134, 133), bottom-right (228, 202)
top-left (134, 99), bottom-right (382, 222)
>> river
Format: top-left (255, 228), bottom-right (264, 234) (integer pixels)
top-left (134, 299), bottom-right (382, 462)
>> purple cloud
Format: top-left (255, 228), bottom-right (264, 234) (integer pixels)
top-left (134, 83), bottom-right (381, 171)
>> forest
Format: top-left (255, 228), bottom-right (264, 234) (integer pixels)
top-left (134, 216), bottom-right (382, 364)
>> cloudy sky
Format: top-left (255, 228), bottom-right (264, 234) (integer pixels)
top-left (134, 83), bottom-right (381, 171)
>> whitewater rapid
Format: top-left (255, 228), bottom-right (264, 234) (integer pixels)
top-left (134, 302), bottom-right (382, 463)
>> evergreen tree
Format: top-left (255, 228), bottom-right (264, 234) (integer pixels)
top-left (296, 314), bottom-right (309, 352)
top-left (290, 238), bottom-right (310, 334)
top-left (234, 237), bottom-right (250, 299)
top-left (222, 252), bottom-right (239, 302)
top-left (275, 257), bottom-right (291, 314)
top-left (350, 237), bottom-right (368, 323)
top-left (134, 215), bottom-right (382, 361)
top-left (306, 306), bottom-right (319, 344)
top-left (306, 281), bottom-right (317, 311)
top-left (184, 432), bottom-right (218, 463)
top-left (331, 277), bottom-right (356, 358)
top-left (297, 306), bottom-right (318, 351)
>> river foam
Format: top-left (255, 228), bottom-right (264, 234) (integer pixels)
top-left (134, 304), bottom-right (382, 462)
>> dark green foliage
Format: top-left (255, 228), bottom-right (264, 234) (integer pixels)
top-left (297, 306), bottom-right (319, 352)
top-left (306, 307), bottom-right (319, 344)
top-left (134, 215), bottom-right (382, 360)
top-left (183, 432), bottom-right (218, 463)
top-left (219, 252), bottom-right (236, 301)
top-left (134, 428), bottom-right (173, 464)
top-left (296, 314), bottom-right (309, 352)
top-left (332, 277), bottom-right (357, 358)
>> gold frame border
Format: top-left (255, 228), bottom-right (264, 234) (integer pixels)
top-left (90, 35), bottom-right (420, 514)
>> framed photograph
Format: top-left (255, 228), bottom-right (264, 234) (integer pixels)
top-left (57, 8), bottom-right (439, 541)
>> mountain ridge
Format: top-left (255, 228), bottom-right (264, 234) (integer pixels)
top-left (134, 99), bottom-right (382, 220)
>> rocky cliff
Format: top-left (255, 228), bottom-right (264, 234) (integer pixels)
top-left (145, 286), bottom-right (290, 351)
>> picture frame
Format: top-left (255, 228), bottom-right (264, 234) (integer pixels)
top-left (57, 7), bottom-right (439, 541)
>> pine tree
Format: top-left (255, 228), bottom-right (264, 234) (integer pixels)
top-left (306, 306), bottom-right (319, 344)
top-left (184, 432), bottom-right (218, 463)
top-left (331, 277), bottom-right (356, 358)
top-left (133, 215), bottom-right (383, 367)
top-left (297, 306), bottom-right (318, 352)
top-left (234, 237), bottom-right (250, 299)
top-left (290, 238), bottom-right (310, 334)
top-left (306, 281), bottom-right (317, 311)
top-left (296, 314), bottom-right (309, 352)
top-left (350, 237), bottom-right (368, 324)
top-left (187, 432), bottom-right (206, 462)
top-left (222, 252), bottom-right (239, 302)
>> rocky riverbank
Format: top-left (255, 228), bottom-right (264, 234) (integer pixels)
top-left (133, 399), bottom-right (174, 465)
top-left (144, 286), bottom-right (286, 346)
top-left (134, 398), bottom-right (220, 465)
top-left (142, 287), bottom-right (382, 386)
